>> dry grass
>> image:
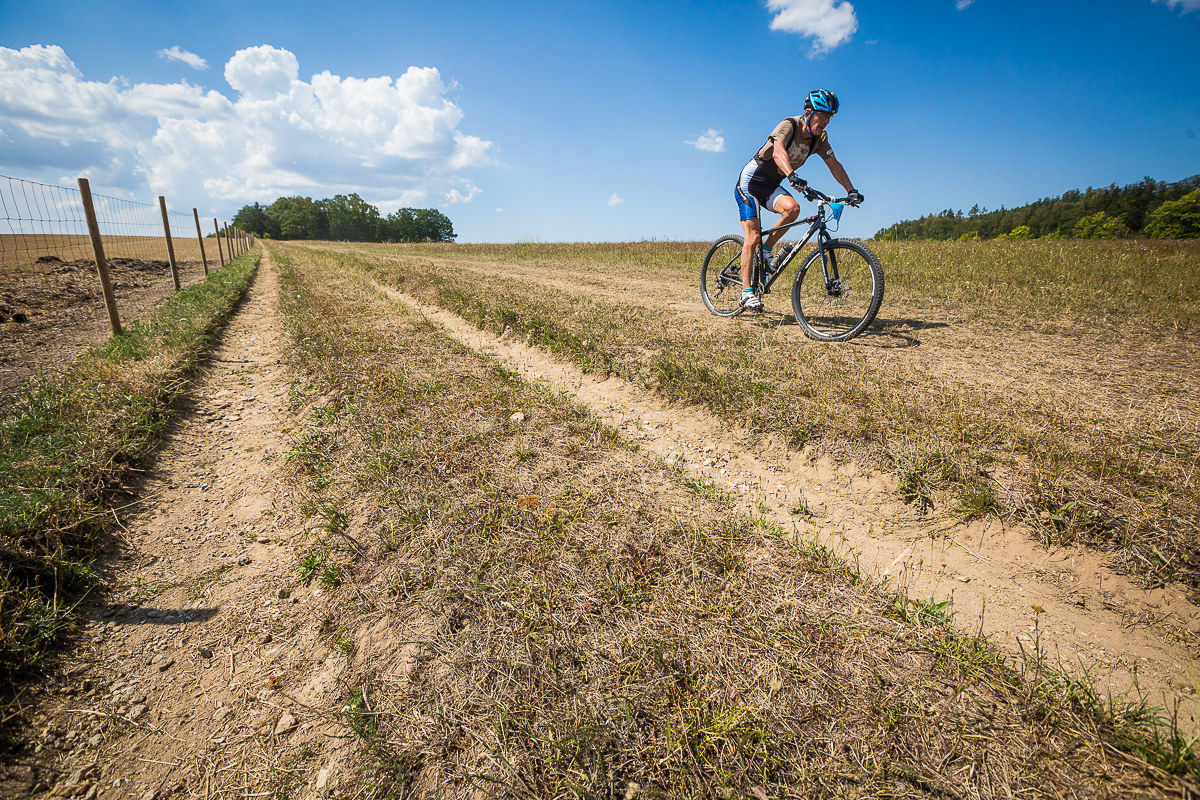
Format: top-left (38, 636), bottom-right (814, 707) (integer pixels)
top-left (271, 242), bottom-right (1198, 798)
top-left (872, 238), bottom-right (1200, 333)
top-left (279, 239), bottom-right (1200, 597)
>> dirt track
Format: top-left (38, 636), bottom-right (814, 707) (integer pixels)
top-left (377, 283), bottom-right (1200, 723)
top-left (2, 253), bottom-right (353, 797)
top-left (5, 248), bottom-right (1197, 797)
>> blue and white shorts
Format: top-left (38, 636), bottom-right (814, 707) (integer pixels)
top-left (734, 158), bottom-right (790, 222)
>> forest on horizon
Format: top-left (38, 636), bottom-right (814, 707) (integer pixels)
top-left (874, 175), bottom-right (1200, 240)
top-left (232, 193), bottom-right (457, 244)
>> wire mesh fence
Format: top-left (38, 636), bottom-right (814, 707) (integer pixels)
top-left (0, 174), bottom-right (251, 400)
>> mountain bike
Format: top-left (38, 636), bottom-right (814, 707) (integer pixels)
top-left (700, 179), bottom-right (885, 342)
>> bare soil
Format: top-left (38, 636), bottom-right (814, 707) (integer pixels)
top-left (3, 248), bottom-right (1197, 798)
top-left (0, 258), bottom-right (209, 399)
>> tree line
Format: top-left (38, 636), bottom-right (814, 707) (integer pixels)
top-left (874, 175), bottom-right (1200, 240)
top-left (232, 193), bottom-right (456, 243)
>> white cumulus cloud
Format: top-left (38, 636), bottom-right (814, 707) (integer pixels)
top-left (767, 0), bottom-right (858, 55)
top-left (0, 43), bottom-right (493, 218)
top-left (224, 45), bottom-right (298, 99)
top-left (440, 179), bottom-right (482, 206)
top-left (607, 193), bottom-right (623, 206)
top-left (157, 46), bottom-right (208, 70)
top-left (686, 128), bottom-right (725, 153)
top-left (1153, 0), bottom-right (1200, 12)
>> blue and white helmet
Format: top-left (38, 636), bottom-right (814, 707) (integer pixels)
top-left (804, 89), bottom-right (839, 115)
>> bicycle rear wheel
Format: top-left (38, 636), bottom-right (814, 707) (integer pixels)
top-left (700, 234), bottom-right (746, 317)
top-left (790, 239), bottom-right (884, 341)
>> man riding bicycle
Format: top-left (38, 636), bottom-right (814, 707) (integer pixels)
top-left (734, 89), bottom-right (863, 310)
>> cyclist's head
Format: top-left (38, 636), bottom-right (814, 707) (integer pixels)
top-left (804, 89), bottom-right (839, 116)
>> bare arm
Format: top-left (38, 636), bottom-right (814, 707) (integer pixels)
top-left (772, 137), bottom-right (793, 180)
top-left (822, 153), bottom-right (856, 195)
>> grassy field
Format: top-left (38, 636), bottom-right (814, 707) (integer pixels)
top-left (285, 237), bottom-right (1200, 596)
top-left (267, 241), bottom-right (1196, 796)
top-left (2, 235), bottom-right (1197, 796)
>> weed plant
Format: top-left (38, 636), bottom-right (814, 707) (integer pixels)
top-left (272, 243), bottom-right (1196, 797)
top-left (0, 251), bottom-right (259, 676)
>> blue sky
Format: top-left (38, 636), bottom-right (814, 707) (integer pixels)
top-left (2, 0), bottom-right (1198, 242)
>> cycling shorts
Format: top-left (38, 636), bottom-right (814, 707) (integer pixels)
top-left (735, 158), bottom-right (790, 222)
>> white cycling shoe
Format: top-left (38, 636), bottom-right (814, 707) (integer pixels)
top-left (740, 290), bottom-right (764, 311)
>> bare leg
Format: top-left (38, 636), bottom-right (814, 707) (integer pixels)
top-left (740, 217), bottom-right (761, 290)
top-left (764, 194), bottom-right (800, 251)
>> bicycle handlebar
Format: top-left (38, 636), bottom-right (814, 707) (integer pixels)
top-left (788, 177), bottom-right (858, 207)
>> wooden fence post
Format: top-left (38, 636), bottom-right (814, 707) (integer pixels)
top-left (193, 208), bottom-right (209, 276)
top-left (213, 218), bottom-right (225, 267)
top-left (77, 178), bottom-right (122, 336)
top-left (158, 196), bottom-right (181, 290)
top-left (224, 224), bottom-right (231, 257)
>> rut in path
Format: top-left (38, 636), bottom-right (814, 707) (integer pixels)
top-left (4, 251), bottom-right (358, 798)
top-left (374, 279), bottom-right (1200, 731)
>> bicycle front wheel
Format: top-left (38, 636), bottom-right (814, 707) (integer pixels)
top-left (700, 234), bottom-right (746, 317)
top-left (790, 239), bottom-right (884, 341)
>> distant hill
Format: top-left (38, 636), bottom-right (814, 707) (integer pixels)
top-left (875, 175), bottom-right (1200, 240)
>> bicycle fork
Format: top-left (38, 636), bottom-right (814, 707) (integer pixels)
top-left (813, 235), bottom-right (845, 299)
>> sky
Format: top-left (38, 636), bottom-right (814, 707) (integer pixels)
top-left (2, 0), bottom-right (1199, 243)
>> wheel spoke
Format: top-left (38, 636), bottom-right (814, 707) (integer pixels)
top-left (791, 241), bottom-right (884, 341)
top-left (701, 236), bottom-right (746, 317)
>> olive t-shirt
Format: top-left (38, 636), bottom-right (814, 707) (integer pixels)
top-left (753, 116), bottom-right (833, 172)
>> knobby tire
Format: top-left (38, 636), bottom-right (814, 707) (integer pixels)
top-left (700, 234), bottom-right (747, 318)
top-left (790, 239), bottom-right (884, 342)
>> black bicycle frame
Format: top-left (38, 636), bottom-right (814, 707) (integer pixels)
top-left (754, 207), bottom-right (837, 295)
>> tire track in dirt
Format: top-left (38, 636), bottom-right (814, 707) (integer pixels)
top-left (6, 252), bottom-right (359, 799)
top-left (376, 281), bottom-right (1200, 731)
top-left (342, 243), bottom-right (1199, 438)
